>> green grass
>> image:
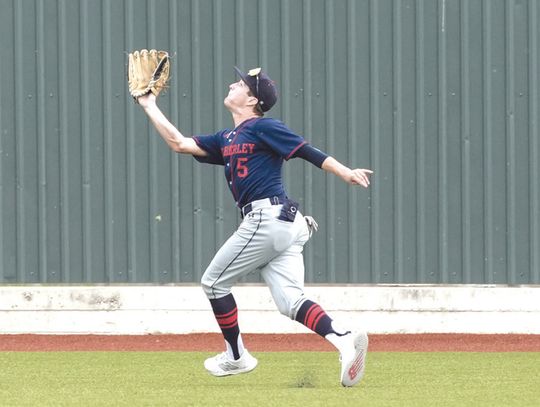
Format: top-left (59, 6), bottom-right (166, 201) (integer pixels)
top-left (0, 352), bottom-right (539, 406)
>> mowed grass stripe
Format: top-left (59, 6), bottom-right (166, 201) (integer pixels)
top-left (0, 352), bottom-right (538, 406)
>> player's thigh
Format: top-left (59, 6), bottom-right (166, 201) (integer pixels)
top-left (260, 244), bottom-right (306, 319)
top-left (202, 219), bottom-right (276, 297)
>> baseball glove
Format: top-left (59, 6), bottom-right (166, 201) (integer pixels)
top-left (127, 49), bottom-right (170, 100)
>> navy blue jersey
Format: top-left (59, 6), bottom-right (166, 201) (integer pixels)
top-left (193, 117), bottom-right (306, 208)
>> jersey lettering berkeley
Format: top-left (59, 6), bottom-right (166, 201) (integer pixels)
top-left (222, 143), bottom-right (256, 157)
top-left (193, 117), bottom-right (306, 208)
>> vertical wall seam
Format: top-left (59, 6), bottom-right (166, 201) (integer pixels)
top-left (369, 0), bottom-right (380, 283)
top-left (325, 0), bottom-right (336, 281)
top-left (482, 0), bottom-right (493, 283)
top-left (36, 0), bottom-right (47, 282)
top-left (169, 0), bottom-right (181, 281)
top-left (103, 1), bottom-right (114, 282)
top-left (147, 0), bottom-right (160, 282)
top-left (393, 0), bottom-right (403, 282)
top-left (259, 0), bottom-right (268, 67)
top-left (438, 0), bottom-right (448, 283)
top-left (124, 0), bottom-right (137, 282)
top-left (461, 0), bottom-right (472, 283)
top-left (14, 0), bottom-right (24, 281)
top-left (236, 0), bottom-right (245, 66)
top-left (280, 0), bottom-right (292, 192)
top-left (416, 0), bottom-right (428, 282)
top-left (529, 0), bottom-right (539, 282)
top-left (81, 0), bottom-right (92, 283)
top-left (346, 0), bottom-right (359, 282)
top-left (415, 0), bottom-right (426, 282)
top-left (58, 0), bottom-right (70, 281)
top-left (505, 0), bottom-right (516, 284)
top-left (191, 0), bottom-right (202, 273)
top-left (280, 0), bottom-right (290, 125)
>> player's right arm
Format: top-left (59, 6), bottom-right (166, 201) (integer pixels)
top-left (320, 157), bottom-right (373, 188)
top-left (294, 144), bottom-right (372, 187)
top-left (137, 93), bottom-right (207, 157)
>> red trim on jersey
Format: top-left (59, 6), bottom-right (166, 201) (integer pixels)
top-left (286, 140), bottom-right (307, 160)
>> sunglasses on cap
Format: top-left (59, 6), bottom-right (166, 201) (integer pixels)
top-left (248, 67), bottom-right (262, 99)
top-left (234, 66), bottom-right (277, 112)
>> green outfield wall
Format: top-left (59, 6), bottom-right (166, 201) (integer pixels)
top-left (0, 0), bottom-right (539, 284)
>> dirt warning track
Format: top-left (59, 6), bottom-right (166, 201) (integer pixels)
top-left (1, 333), bottom-right (539, 352)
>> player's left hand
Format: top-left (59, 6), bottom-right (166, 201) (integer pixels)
top-left (348, 169), bottom-right (373, 188)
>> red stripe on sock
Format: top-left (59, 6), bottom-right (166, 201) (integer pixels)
top-left (304, 305), bottom-right (322, 330)
top-left (219, 321), bottom-right (239, 329)
top-left (216, 308), bottom-right (238, 328)
top-left (216, 307), bottom-right (237, 320)
top-left (310, 311), bottom-right (325, 331)
top-left (302, 304), bottom-right (318, 325)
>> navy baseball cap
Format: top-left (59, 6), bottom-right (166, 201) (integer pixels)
top-left (234, 66), bottom-right (277, 112)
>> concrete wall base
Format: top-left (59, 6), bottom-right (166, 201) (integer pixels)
top-left (1, 284), bottom-right (539, 334)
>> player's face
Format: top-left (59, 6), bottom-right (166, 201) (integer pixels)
top-left (224, 80), bottom-right (253, 110)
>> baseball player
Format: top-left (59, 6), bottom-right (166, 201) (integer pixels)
top-left (137, 66), bottom-right (372, 387)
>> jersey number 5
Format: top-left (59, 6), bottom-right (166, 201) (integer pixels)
top-left (237, 158), bottom-right (249, 178)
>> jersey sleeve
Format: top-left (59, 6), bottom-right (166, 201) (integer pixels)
top-left (192, 131), bottom-right (227, 165)
top-left (256, 119), bottom-right (306, 160)
top-left (292, 143), bottom-right (329, 168)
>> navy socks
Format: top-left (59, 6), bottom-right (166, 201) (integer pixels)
top-left (209, 293), bottom-right (244, 360)
top-left (295, 299), bottom-right (339, 337)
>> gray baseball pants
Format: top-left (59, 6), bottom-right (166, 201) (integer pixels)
top-left (201, 198), bottom-right (310, 320)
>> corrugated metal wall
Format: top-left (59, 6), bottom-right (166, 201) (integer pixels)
top-left (0, 0), bottom-right (538, 284)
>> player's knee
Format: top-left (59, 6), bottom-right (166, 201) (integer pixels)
top-left (201, 273), bottom-right (230, 299)
top-left (200, 274), bottom-right (214, 298)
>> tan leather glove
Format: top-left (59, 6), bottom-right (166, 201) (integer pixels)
top-left (127, 49), bottom-right (170, 101)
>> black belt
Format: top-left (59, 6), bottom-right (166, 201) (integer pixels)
top-left (241, 197), bottom-right (285, 218)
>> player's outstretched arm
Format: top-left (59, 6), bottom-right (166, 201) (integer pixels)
top-left (321, 157), bottom-right (373, 188)
top-left (137, 93), bottom-right (207, 157)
